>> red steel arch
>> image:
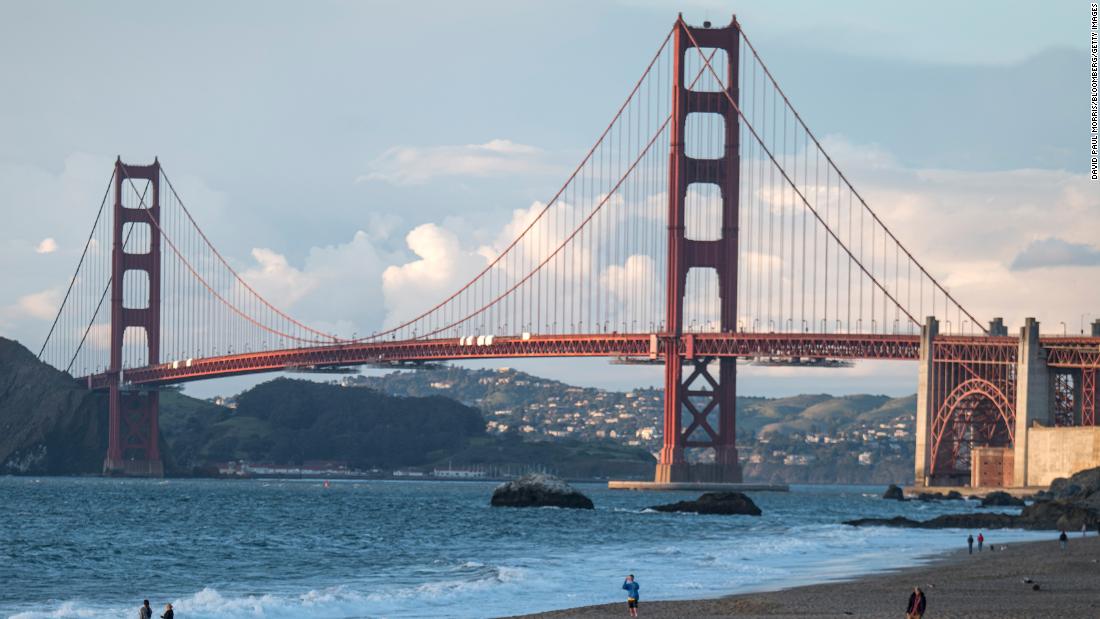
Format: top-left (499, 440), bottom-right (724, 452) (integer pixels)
top-left (930, 377), bottom-right (1015, 480)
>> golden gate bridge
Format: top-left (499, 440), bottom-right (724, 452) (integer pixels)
top-left (36, 16), bottom-right (1100, 487)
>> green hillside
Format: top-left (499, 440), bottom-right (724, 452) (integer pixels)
top-left (345, 366), bottom-right (918, 484)
top-left (159, 377), bottom-right (656, 478)
top-left (0, 337), bottom-right (108, 474)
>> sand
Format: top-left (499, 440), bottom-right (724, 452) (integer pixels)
top-left (507, 535), bottom-right (1100, 618)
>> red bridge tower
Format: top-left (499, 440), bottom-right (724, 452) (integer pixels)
top-left (104, 158), bottom-right (164, 476)
top-left (657, 16), bottom-right (743, 483)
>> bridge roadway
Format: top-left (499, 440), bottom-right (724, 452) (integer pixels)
top-left (83, 332), bottom-right (1100, 389)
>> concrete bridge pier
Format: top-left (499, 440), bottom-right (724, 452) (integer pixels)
top-left (913, 316), bottom-right (937, 487)
top-left (1013, 318), bottom-right (1051, 487)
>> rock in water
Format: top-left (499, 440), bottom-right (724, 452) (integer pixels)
top-left (844, 513), bottom-right (1019, 529)
top-left (490, 473), bottom-right (594, 509)
top-left (882, 484), bottom-right (905, 501)
top-left (845, 516), bottom-right (924, 528)
top-left (915, 490), bottom-right (965, 501)
top-left (650, 492), bottom-right (762, 516)
top-left (981, 491), bottom-right (1025, 507)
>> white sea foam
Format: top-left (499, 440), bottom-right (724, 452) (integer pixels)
top-left (10, 601), bottom-right (102, 619)
top-left (6, 559), bottom-right (534, 619)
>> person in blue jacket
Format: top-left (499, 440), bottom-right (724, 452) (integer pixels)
top-left (622, 574), bottom-right (640, 617)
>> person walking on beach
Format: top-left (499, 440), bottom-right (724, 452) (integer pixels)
top-left (977, 532), bottom-right (984, 552)
top-left (1059, 530), bottom-right (1068, 550)
top-left (161, 603), bottom-right (174, 619)
top-left (138, 600), bottom-right (152, 619)
top-left (622, 574), bottom-right (640, 617)
top-left (906, 586), bottom-right (927, 619)
top-left (967, 533), bottom-right (974, 554)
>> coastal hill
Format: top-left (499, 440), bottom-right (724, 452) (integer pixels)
top-left (162, 377), bottom-right (655, 478)
top-left (344, 367), bottom-right (917, 484)
top-left (0, 337), bottom-right (109, 474)
top-left (0, 338), bottom-right (654, 478)
top-left (0, 335), bottom-right (220, 475)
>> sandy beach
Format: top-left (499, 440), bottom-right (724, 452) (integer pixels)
top-left (509, 535), bottom-right (1100, 618)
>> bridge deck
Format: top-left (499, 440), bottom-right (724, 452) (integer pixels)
top-left (83, 332), bottom-right (924, 388)
top-left (81, 332), bottom-right (1100, 390)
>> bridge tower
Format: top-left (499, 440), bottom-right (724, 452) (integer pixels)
top-left (657, 16), bottom-right (743, 483)
top-left (104, 158), bottom-right (164, 477)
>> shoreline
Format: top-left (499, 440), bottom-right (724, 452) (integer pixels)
top-left (508, 536), bottom-right (1100, 618)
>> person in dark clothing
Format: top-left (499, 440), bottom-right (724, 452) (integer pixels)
top-left (906, 586), bottom-right (927, 619)
top-left (967, 533), bottom-right (974, 554)
top-left (160, 603), bottom-right (174, 619)
top-left (1059, 530), bottom-right (1068, 550)
top-left (138, 600), bottom-right (152, 619)
top-left (622, 574), bottom-right (640, 617)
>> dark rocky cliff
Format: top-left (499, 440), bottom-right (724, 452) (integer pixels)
top-left (0, 337), bottom-right (108, 474)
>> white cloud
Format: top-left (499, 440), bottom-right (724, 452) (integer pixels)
top-left (604, 254), bottom-right (656, 302)
top-left (236, 230), bottom-right (394, 338)
top-left (239, 247), bottom-right (318, 309)
top-left (11, 288), bottom-right (60, 321)
top-left (35, 237), bottom-right (58, 254)
top-left (360, 139), bottom-right (553, 185)
top-left (380, 224), bottom-right (489, 328)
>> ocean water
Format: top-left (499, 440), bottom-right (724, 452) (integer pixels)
top-left (0, 477), bottom-right (1049, 619)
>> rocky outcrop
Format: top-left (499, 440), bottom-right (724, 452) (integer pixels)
top-left (1034, 467), bottom-right (1100, 512)
top-left (883, 484), bottom-right (905, 500)
top-left (1048, 467), bottom-right (1100, 498)
top-left (650, 492), bottom-right (762, 516)
top-left (490, 473), bottom-right (594, 509)
top-left (847, 488), bottom-right (1100, 531)
top-left (845, 513), bottom-right (1019, 529)
top-left (981, 491), bottom-right (1026, 507)
top-left (914, 490), bottom-right (964, 501)
top-left (1019, 500), bottom-right (1097, 530)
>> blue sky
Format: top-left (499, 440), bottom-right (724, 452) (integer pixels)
top-left (0, 1), bottom-right (1096, 398)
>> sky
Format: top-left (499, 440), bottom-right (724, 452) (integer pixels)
top-left (0, 0), bottom-right (1096, 399)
